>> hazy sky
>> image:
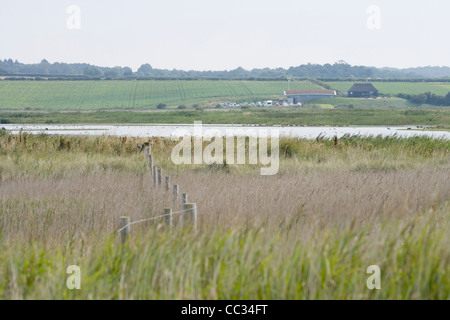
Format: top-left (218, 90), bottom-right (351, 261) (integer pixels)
top-left (1, 0), bottom-right (449, 71)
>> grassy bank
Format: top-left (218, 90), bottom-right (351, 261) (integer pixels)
top-left (1, 107), bottom-right (450, 126)
top-left (0, 133), bottom-right (449, 299)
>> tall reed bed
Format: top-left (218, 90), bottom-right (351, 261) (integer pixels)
top-left (0, 133), bottom-right (448, 299)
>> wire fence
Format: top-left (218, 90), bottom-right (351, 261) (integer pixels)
top-left (118, 141), bottom-right (197, 243)
top-left (117, 208), bottom-right (192, 233)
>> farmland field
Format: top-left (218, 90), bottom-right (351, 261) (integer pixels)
top-left (1, 80), bottom-right (449, 112)
top-left (0, 133), bottom-right (449, 299)
top-left (325, 81), bottom-right (450, 96)
top-left (0, 80), bottom-right (320, 111)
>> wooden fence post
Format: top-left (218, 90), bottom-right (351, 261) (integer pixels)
top-left (152, 166), bottom-right (157, 185)
top-left (181, 193), bottom-right (188, 206)
top-left (158, 169), bottom-right (162, 186)
top-left (173, 185), bottom-right (179, 205)
top-left (164, 208), bottom-right (173, 228)
top-left (149, 154), bottom-right (153, 171)
top-left (165, 176), bottom-right (170, 191)
top-left (120, 216), bottom-right (130, 244)
top-left (182, 203), bottom-right (197, 230)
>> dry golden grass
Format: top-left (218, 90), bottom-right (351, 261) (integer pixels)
top-left (1, 167), bottom-right (448, 244)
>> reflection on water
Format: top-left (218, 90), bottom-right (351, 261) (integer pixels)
top-left (2, 124), bottom-right (449, 140)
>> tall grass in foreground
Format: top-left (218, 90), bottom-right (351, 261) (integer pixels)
top-left (1, 210), bottom-right (449, 300)
top-left (0, 133), bottom-right (449, 299)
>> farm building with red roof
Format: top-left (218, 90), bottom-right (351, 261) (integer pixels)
top-left (284, 89), bottom-right (337, 104)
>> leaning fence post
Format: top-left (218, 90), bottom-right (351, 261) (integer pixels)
top-left (149, 154), bottom-right (153, 171)
top-left (165, 176), bottom-right (170, 191)
top-left (164, 208), bottom-right (173, 228)
top-left (183, 203), bottom-right (197, 231)
top-left (120, 216), bottom-right (130, 244)
top-left (143, 142), bottom-right (150, 158)
top-left (173, 185), bottom-right (179, 205)
top-left (157, 169), bottom-right (162, 186)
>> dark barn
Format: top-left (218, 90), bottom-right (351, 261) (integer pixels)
top-left (348, 83), bottom-right (378, 98)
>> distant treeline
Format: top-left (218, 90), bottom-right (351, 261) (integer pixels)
top-left (3, 76), bottom-right (450, 84)
top-left (0, 75), bottom-right (294, 81)
top-left (398, 92), bottom-right (450, 106)
top-left (2, 58), bottom-right (450, 79)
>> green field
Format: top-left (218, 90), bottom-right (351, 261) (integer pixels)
top-left (1, 80), bottom-right (449, 111)
top-left (325, 81), bottom-right (450, 96)
top-left (0, 80), bottom-right (320, 110)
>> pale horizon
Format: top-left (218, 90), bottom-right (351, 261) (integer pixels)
top-left (4, 57), bottom-right (450, 73)
top-left (1, 0), bottom-right (449, 72)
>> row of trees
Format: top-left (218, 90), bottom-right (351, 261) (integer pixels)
top-left (2, 59), bottom-right (444, 79)
top-left (0, 65), bottom-right (8, 75)
top-left (0, 59), bottom-right (134, 77)
top-left (398, 92), bottom-right (450, 106)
